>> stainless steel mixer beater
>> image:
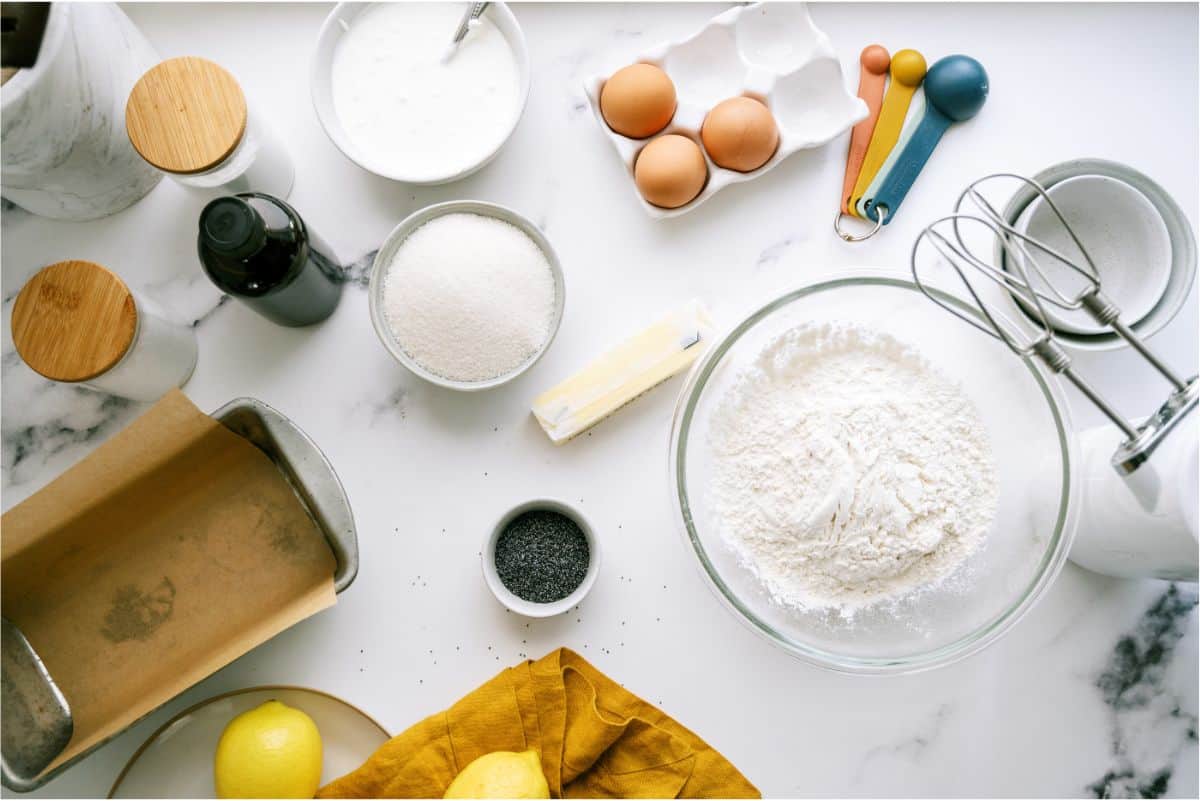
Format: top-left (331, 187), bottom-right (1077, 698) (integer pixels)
top-left (911, 172), bottom-right (1198, 475)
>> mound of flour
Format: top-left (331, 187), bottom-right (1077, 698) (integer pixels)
top-left (708, 322), bottom-right (998, 615)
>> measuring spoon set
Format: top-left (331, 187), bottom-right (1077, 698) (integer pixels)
top-left (836, 45), bottom-right (989, 242)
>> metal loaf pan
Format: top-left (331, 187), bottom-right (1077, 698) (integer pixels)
top-left (212, 397), bottom-right (359, 593)
top-left (1, 398), bottom-right (358, 792)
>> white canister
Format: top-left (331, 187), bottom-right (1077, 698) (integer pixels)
top-left (1, 3), bottom-right (163, 220)
top-left (10, 260), bottom-right (198, 402)
top-left (1070, 416), bottom-right (1199, 581)
top-left (125, 56), bottom-right (294, 198)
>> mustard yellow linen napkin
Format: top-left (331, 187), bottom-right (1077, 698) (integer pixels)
top-left (317, 648), bottom-right (759, 799)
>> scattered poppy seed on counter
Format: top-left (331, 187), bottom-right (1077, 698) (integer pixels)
top-left (495, 510), bottom-right (589, 603)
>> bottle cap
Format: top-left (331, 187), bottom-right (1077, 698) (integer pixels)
top-left (200, 196), bottom-right (268, 258)
top-left (125, 56), bottom-right (248, 174)
top-left (11, 261), bottom-right (138, 382)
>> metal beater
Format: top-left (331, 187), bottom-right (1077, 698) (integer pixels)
top-left (910, 172), bottom-right (1198, 475)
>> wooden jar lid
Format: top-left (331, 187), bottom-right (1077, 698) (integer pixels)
top-left (11, 261), bottom-right (139, 382)
top-left (125, 56), bottom-right (248, 175)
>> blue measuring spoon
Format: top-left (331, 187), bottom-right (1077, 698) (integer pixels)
top-left (856, 90), bottom-right (925, 219)
top-left (862, 55), bottom-right (988, 224)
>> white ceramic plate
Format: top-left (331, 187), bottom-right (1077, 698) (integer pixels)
top-left (109, 687), bottom-right (389, 798)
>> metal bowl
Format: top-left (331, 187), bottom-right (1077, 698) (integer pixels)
top-left (997, 159), bottom-right (1197, 352)
top-left (367, 200), bottom-right (565, 392)
top-left (670, 271), bottom-right (1079, 674)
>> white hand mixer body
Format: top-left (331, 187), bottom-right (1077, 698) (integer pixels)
top-left (1074, 415), bottom-right (1197, 580)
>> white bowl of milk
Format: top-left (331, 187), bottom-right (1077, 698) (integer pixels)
top-left (312, 2), bottom-right (530, 185)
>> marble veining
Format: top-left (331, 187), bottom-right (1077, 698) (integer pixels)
top-left (1, 384), bottom-right (138, 494)
top-left (0, 198), bottom-right (29, 228)
top-left (189, 294), bottom-right (231, 328)
top-left (753, 235), bottom-right (801, 271)
top-left (1089, 585), bottom-right (1199, 798)
top-left (852, 703), bottom-right (954, 784)
top-left (339, 250), bottom-right (377, 289)
top-left (355, 384), bottom-right (409, 426)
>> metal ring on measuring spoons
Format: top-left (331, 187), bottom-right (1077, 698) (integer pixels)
top-left (834, 204), bottom-right (888, 242)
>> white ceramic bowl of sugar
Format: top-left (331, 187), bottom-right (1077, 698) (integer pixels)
top-left (311, 2), bottom-right (531, 185)
top-left (368, 200), bottom-right (565, 392)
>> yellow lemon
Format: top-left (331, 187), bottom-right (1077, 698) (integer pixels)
top-left (214, 700), bottom-right (323, 799)
top-left (444, 749), bottom-right (549, 799)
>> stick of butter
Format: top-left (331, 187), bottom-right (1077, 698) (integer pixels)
top-left (532, 299), bottom-right (713, 444)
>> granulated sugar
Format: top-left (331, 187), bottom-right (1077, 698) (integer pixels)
top-left (382, 213), bottom-right (556, 382)
top-left (708, 322), bottom-right (998, 616)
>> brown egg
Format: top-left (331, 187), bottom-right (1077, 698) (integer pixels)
top-left (700, 96), bottom-right (780, 172)
top-left (634, 134), bottom-right (707, 209)
top-left (600, 63), bottom-right (677, 139)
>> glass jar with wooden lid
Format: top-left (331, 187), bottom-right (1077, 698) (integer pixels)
top-left (10, 260), bottom-right (198, 401)
top-left (125, 56), bottom-right (293, 197)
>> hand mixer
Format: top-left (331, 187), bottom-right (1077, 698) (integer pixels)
top-left (912, 172), bottom-right (1198, 579)
top-left (911, 172), bottom-right (1197, 475)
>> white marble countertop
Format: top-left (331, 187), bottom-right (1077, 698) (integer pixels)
top-left (3, 3), bottom-right (1198, 798)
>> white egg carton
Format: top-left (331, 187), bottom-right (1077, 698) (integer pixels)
top-left (584, 2), bottom-right (867, 219)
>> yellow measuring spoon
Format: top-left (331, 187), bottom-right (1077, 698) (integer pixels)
top-left (849, 48), bottom-right (926, 216)
top-left (856, 90), bottom-right (924, 219)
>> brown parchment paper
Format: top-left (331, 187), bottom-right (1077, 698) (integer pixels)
top-left (1, 390), bottom-right (337, 775)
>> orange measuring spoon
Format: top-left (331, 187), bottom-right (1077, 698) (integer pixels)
top-left (840, 45), bottom-right (890, 215)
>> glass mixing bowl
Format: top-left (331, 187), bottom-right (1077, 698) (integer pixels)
top-left (669, 272), bottom-right (1079, 674)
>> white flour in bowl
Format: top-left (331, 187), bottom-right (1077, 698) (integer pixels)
top-left (708, 322), bottom-right (998, 616)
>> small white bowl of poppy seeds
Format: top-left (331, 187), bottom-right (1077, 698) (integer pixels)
top-left (483, 499), bottom-right (599, 617)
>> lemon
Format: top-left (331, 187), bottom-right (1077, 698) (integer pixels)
top-left (444, 750), bottom-right (549, 799)
top-left (214, 700), bottom-right (323, 799)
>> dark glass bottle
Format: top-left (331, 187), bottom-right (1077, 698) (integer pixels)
top-left (197, 193), bottom-right (343, 327)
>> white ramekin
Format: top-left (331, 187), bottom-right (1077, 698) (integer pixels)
top-left (482, 499), bottom-right (600, 618)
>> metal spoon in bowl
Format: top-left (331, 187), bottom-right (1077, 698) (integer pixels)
top-left (443, 2), bottom-right (490, 63)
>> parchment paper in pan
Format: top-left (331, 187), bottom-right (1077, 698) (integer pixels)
top-left (1, 390), bottom-right (337, 776)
